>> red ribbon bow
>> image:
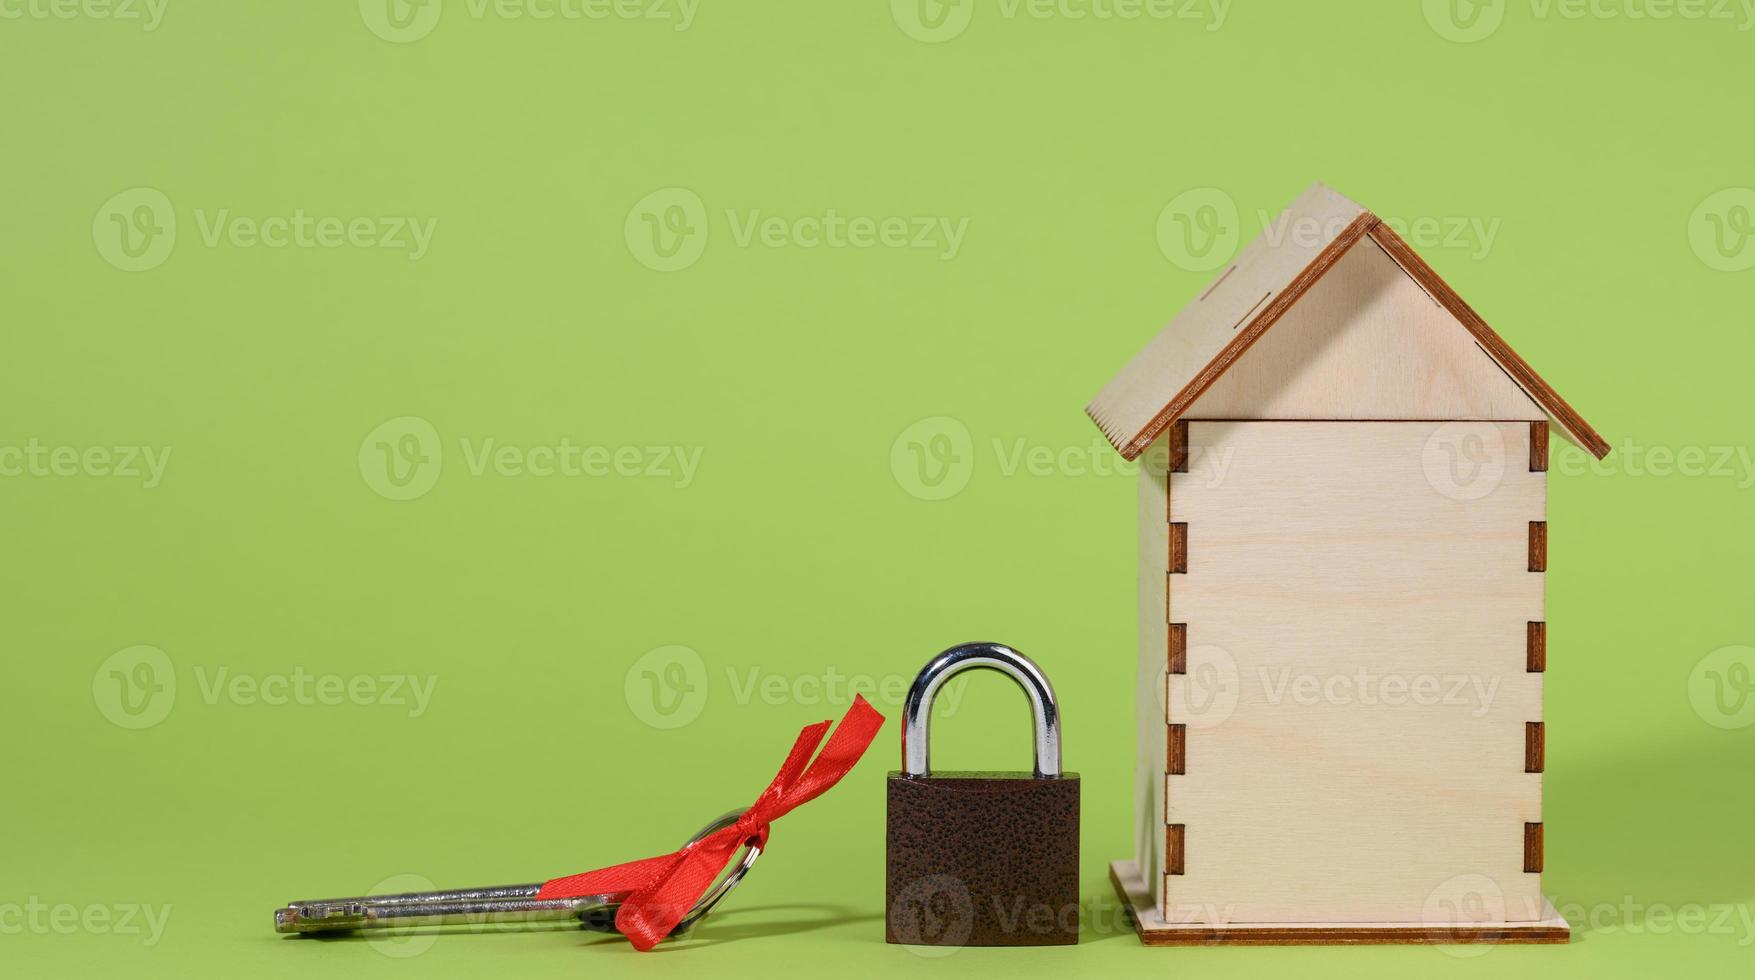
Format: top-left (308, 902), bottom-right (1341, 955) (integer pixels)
top-left (536, 696), bottom-right (886, 950)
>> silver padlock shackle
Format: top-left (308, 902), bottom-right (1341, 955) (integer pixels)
top-left (901, 642), bottom-right (1062, 778)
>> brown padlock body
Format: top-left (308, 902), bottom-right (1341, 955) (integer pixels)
top-left (885, 771), bottom-right (1080, 947)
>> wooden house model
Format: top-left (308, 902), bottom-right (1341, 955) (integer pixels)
top-left (1093, 183), bottom-right (1609, 945)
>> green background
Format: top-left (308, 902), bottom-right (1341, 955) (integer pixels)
top-left (3, 1), bottom-right (1752, 977)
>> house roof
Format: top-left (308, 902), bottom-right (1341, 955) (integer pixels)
top-left (1087, 183), bottom-right (1611, 460)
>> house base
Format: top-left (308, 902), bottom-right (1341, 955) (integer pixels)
top-left (1108, 861), bottom-right (1571, 946)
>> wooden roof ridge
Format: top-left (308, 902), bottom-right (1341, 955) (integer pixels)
top-left (1086, 183), bottom-right (1610, 461)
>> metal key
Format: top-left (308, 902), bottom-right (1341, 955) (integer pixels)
top-left (274, 809), bottom-right (761, 938)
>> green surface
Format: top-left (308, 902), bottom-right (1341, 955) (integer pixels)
top-left (3, 1), bottom-right (1753, 977)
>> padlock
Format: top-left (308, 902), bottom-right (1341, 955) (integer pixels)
top-left (885, 642), bottom-right (1080, 947)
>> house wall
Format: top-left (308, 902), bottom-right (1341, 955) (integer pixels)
top-left (1186, 237), bottom-right (1545, 423)
top-left (1135, 433), bottom-right (1171, 919)
top-left (1157, 420), bottom-right (1548, 924)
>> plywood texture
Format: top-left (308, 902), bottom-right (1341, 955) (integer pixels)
top-left (1111, 861), bottom-right (1569, 945)
top-left (1132, 433), bottom-right (1171, 918)
top-left (1163, 421), bottom-right (1547, 925)
top-left (1186, 236), bottom-right (1543, 421)
top-left (1089, 183), bottom-right (1370, 459)
top-left (1085, 183), bottom-right (1612, 462)
top-left (1366, 225), bottom-right (1610, 459)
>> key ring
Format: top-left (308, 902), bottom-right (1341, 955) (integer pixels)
top-left (658, 809), bottom-right (763, 934)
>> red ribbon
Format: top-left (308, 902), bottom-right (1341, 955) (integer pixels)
top-left (536, 695), bottom-right (886, 951)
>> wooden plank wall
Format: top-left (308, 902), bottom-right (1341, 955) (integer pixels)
top-left (1154, 420), bottom-right (1548, 924)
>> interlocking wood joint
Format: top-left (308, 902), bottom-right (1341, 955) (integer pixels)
top-left (1523, 823), bottom-right (1544, 873)
top-left (1169, 420), bottom-right (1189, 474)
top-left (1093, 184), bottom-right (1593, 946)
